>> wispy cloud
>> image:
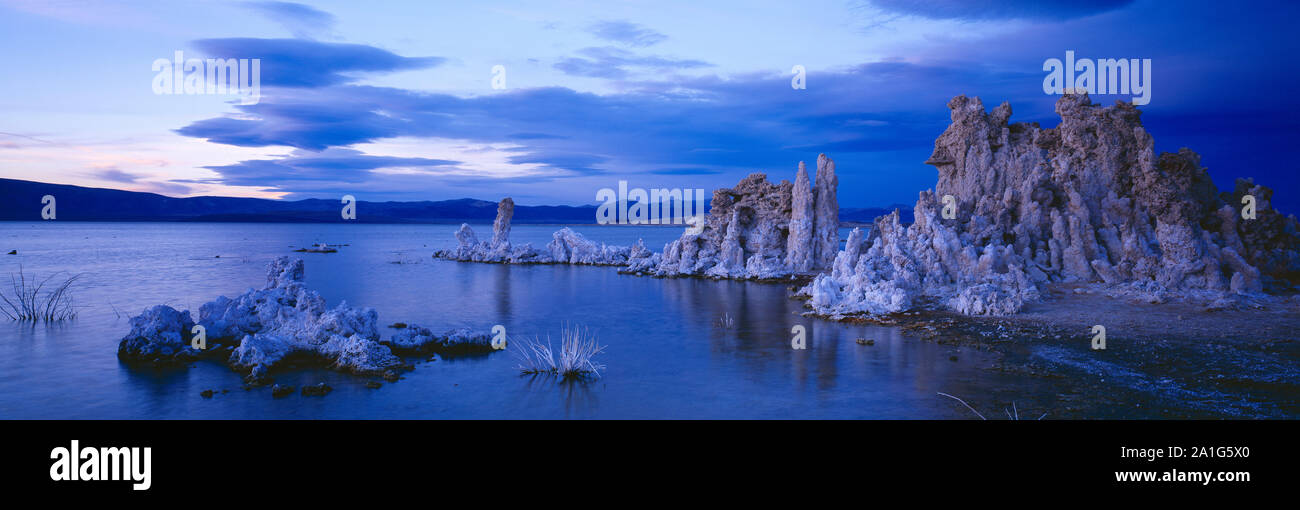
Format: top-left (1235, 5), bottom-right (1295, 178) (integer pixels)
top-left (191, 38), bottom-right (444, 88)
top-left (83, 166), bottom-right (192, 196)
top-left (553, 46), bottom-right (712, 79)
top-left (588, 20), bottom-right (668, 47)
top-left (241, 1), bottom-right (337, 39)
top-left (6, 1), bottom-right (1297, 210)
top-left (92, 167), bottom-right (143, 183)
top-left (203, 148), bottom-right (462, 187)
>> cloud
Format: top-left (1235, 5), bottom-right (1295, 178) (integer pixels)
top-left (176, 59), bottom-right (1020, 161)
top-left (167, 5), bottom-right (1300, 210)
top-left (141, 181), bottom-right (194, 196)
top-left (93, 168), bottom-right (143, 183)
top-left (0, 131), bottom-right (60, 146)
top-left (202, 148), bottom-right (462, 188)
top-left (84, 166), bottom-right (192, 196)
top-left (553, 46), bottom-right (712, 79)
top-left (191, 38), bottom-right (444, 88)
top-left (241, 1), bottom-right (336, 39)
top-left (588, 20), bottom-right (668, 47)
top-left (867, 0), bottom-right (1135, 21)
top-left (172, 58), bottom-right (1012, 201)
top-left (505, 150), bottom-right (608, 175)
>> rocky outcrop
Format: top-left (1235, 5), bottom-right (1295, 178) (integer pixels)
top-left (785, 162), bottom-right (814, 272)
top-left (434, 198), bottom-right (660, 268)
top-left (492, 198), bottom-right (514, 248)
top-left (117, 305), bottom-right (200, 364)
top-left (383, 325), bottom-right (494, 355)
top-left (653, 155), bottom-right (839, 279)
top-left (488, 197), bottom-right (514, 260)
top-left (118, 257), bottom-right (495, 383)
top-left (813, 154), bottom-right (840, 269)
top-left (804, 93), bottom-right (1300, 318)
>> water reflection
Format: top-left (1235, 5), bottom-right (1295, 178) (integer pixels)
top-left (0, 222), bottom-right (1051, 419)
top-left (514, 374), bottom-right (601, 419)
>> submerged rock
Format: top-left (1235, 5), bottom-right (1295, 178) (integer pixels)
top-left (804, 93), bottom-right (1300, 317)
top-left (117, 257), bottom-right (496, 381)
top-left (301, 382), bottom-right (332, 396)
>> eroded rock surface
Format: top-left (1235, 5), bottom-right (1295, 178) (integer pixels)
top-left (804, 93), bottom-right (1300, 317)
top-left (654, 156), bottom-right (839, 279)
top-left (117, 305), bottom-right (199, 364)
top-left (117, 257), bottom-right (494, 384)
top-left (384, 325), bottom-right (494, 355)
top-left (434, 198), bottom-right (660, 268)
top-left (436, 167), bottom-right (841, 280)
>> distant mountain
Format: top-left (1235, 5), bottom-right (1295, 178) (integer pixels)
top-left (0, 178), bottom-right (597, 224)
top-left (0, 178), bottom-right (911, 225)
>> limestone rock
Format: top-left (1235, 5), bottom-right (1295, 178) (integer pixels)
top-left (492, 198), bottom-right (514, 248)
top-left (435, 161), bottom-right (844, 280)
top-left (655, 155), bottom-right (840, 280)
top-left (804, 93), bottom-right (1299, 317)
top-left (623, 239), bottom-right (662, 273)
top-left (785, 161), bottom-right (814, 272)
top-left (813, 154), bottom-right (839, 269)
top-left (434, 198), bottom-right (645, 267)
top-left (545, 227), bottom-right (634, 265)
top-left (383, 325), bottom-right (495, 355)
top-left (119, 257), bottom-right (497, 381)
top-left (265, 256), bottom-right (304, 289)
top-left (116, 305), bottom-right (199, 364)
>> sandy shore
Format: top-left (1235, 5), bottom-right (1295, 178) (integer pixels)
top-left (834, 285), bottom-right (1300, 419)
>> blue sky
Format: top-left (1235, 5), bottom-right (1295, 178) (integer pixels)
top-left (1, 0), bottom-right (1297, 212)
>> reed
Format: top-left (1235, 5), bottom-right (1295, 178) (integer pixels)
top-left (0, 266), bottom-right (82, 322)
top-left (513, 324), bottom-right (606, 380)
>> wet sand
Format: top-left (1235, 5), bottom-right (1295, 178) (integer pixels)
top-left (833, 285), bottom-right (1300, 419)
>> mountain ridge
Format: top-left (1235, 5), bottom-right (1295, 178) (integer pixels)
top-left (0, 178), bottom-right (912, 224)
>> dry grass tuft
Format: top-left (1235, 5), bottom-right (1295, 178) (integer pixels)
top-left (513, 324), bottom-right (606, 380)
top-left (0, 266), bottom-right (81, 322)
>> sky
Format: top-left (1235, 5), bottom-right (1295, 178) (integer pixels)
top-left (1, 0), bottom-right (1297, 212)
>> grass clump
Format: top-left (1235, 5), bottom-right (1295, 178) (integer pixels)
top-left (714, 312), bottom-right (735, 329)
top-left (513, 324), bottom-right (606, 380)
top-left (0, 266), bottom-right (81, 322)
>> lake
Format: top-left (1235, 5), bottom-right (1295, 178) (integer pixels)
top-left (0, 221), bottom-right (1051, 419)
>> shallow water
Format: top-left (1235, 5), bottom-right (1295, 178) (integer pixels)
top-left (0, 222), bottom-right (1044, 419)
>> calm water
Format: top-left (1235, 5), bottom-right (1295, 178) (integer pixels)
top-left (0, 221), bottom-right (1040, 419)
